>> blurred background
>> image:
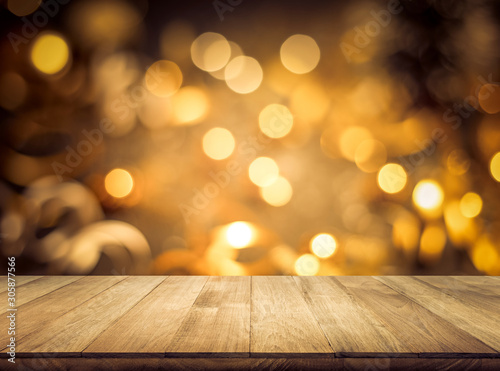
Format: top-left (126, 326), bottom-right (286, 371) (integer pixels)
top-left (1, 0), bottom-right (500, 276)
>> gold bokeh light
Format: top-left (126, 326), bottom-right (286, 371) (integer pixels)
top-left (31, 33), bottom-right (70, 75)
top-left (258, 104), bottom-right (294, 138)
top-left (202, 127), bottom-right (235, 160)
top-left (224, 56), bottom-right (263, 94)
top-left (413, 180), bottom-right (444, 211)
top-left (172, 86), bottom-right (209, 125)
top-left (226, 221), bottom-right (253, 248)
top-left (248, 157), bottom-right (280, 187)
top-left (310, 233), bottom-right (337, 258)
top-left (259, 176), bottom-right (293, 207)
top-left (490, 152), bottom-right (500, 181)
top-left (459, 192), bottom-right (483, 218)
top-left (105, 168), bottom-right (134, 199)
top-left (145, 60), bottom-right (183, 97)
top-left (191, 32), bottom-right (231, 72)
top-left (295, 254), bottom-right (320, 275)
top-left (377, 163), bottom-right (407, 194)
top-left (280, 34), bottom-right (320, 74)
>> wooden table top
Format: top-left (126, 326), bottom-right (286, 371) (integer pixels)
top-left (1, 276), bottom-right (499, 370)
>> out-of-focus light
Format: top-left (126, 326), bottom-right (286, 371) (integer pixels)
top-left (210, 41), bottom-right (244, 80)
top-left (191, 32), bottom-right (231, 72)
top-left (280, 34), bottom-right (320, 74)
top-left (339, 126), bottom-right (372, 161)
top-left (248, 157), bottom-right (279, 187)
top-left (0, 72), bottom-right (27, 110)
top-left (459, 192), bottom-right (483, 218)
top-left (202, 127), bottom-right (235, 160)
top-left (392, 212), bottom-right (420, 252)
top-left (226, 221), bottom-right (252, 248)
top-left (471, 236), bottom-right (499, 274)
top-left (490, 152), bottom-right (500, 182)
top-left (419, 225), bottom-right (447, 263)
top-left (377, 164), bottom-right (407, 194)
top-left (105, 168), bottom-right (134, 198)
top-left (295, 254), bottom-right (320, 275)
top-left (31, 33), bottom-right (69, 75)
top-left (310, 233), bottom-right (337, 258)
top-left (224, 56), bottom-right (263, 94)
top-left (145, 60), bottom-right (182, 97)
top-left (413, 180), bottom-right (444, 211)
top-left (444, 201), bottom-right (476, 245)
top-left (354, 139), bottom-right (387, 173)
top-left (290, 82), bottom-right (329, 123)
top-left (172, 86), bottom-right (208, 125)
top-left (8, 0), bottom-right (41, 16)
top-left (259, 176), bottom-right (293, 207)
top-left (447, 149), bottom-right (470, 175)
top-left (258, 104), bottom-right (293, 138)
top-left (478, 84), bottom-right (500, 114)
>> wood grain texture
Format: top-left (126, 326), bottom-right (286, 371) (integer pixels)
top-left (84, 276), bottom-right (208, 357)
top-left (294, 276), bottom-right (415, 357)
top-left (166, 276), bottom-right (250, 357)
top-left (415, 276), bottom-right (500, 315)
top-left (0, 276), bottom-right (43, 294)
top-left (375, 276), bottom-right (500, 353)
top-left (2, 358), bottom-right (344, 371)
top-left (344, 358), bottom-right (483, 371)
top-left (251, 276), bottom-right (332, 357)
top-left (0, 276), bottom-right (125, 347)
top-left (2, 276), bottom-right (82, 311)
top-left (337, 276), bottom-right (497, 357)
top-left (12, 276), bottom-right (165, 356)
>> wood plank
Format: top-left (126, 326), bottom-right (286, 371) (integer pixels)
top-left (415, 276), bottom-right (500, 314)
top-left (166, 276), bottom-right (250, 357)
top-left (0, 276), bottom-right (126, 347)
top-left (2, 276), bottom-right (82, 312)
top-left (337, 276), bottom-right (497, 357)
top-left (294, 276), bottom-right (415, 357)
top-left (11, 276), bottom-right (165, 356)
top-left (251, 276), bottom-right (332, 357)
top-left (0, 276), bottom-right (43, 294)
top-left (3, 357), bottom-right (344, 371)
top-left (344, 358), bottom-right (482, 371)
top-left (84, 276), bottom-right (208, 357)
top-left (375, 276), bottom-right (500, 353)
top-left (447, 276), bottom-right (500, 297)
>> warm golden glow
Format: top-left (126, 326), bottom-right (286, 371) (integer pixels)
top-left (191, 32), bottom-right (231, 72)
top-left (295, 254), bottom-right (320, 275)
top-left (419, 225), bottom-right (447, 263)
top-left (447, 149), bottom-right (470, 175)
top-left (226, 221), bottom-right (253, 248)
top-left (31, 33), bottom-right (70, 75)
top-left (172, 86), bottom-right (208, 125)
top-left (459, 192), bottom-right (483, 218)
top-left (105, 168), bottom-right (134, 198)
top-left (8, 0), bottom-right (41, 17)
top-left (145, 60), bottom-right (183, 97)
top-left (413, 180), bottom-right (444, 211)
top-left (377, 164), bottom-right (407, 194)
top-left (339, 126), bottom-right (372, 161)
top-left (202, 127), bottom-right (235, 160)
top-left (258, 104), bottom-right (293, 138)
top-left (490, 152), bottom-right (500, 182)
top-left (310, 233), bottom-right (337, 258)
top-left (478, 84), bottom-right (500, 114)
top-left (259, 176), bottom-right (293, 207)
top-left (224, 56), bottom-right (263, 94)
top-left (354, 139), bottom-right (387, 173)
top-left (210, 41), bottom-right (243, 80)
top-left (472, 236), bottom-right (499, 274)
top-left (280, 34), bottom-right (320, 74)
top-left (248, 157), bottom-right (280, 187)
